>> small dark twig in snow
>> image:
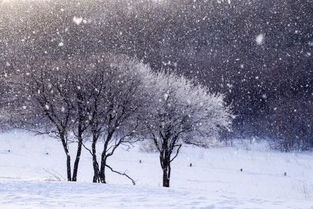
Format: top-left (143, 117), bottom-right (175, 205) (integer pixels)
top-left (105, 164), bottom-right (136, 185)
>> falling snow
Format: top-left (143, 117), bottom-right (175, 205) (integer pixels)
top-left (256, 33), bottom-right (265, 45)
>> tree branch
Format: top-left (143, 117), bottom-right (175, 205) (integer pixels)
top-left (82, 142), bottom-right (93, 156)
top-left (170, 144), bottom-right (182, 162)
top-left (105, 164), bottom-right (136, 185)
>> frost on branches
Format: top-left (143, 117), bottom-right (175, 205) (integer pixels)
top-left (141, 71), bottom-right (233, 187)
top-left (4, 52), bottom-right (233, 187)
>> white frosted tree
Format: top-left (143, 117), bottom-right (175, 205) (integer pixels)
top-left (142, 72), bottom-right (233, 187)
top-left (83, 55), bottom-right (149, 184)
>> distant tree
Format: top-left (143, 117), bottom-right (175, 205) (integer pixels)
top-left (268, 97), bottom-right (313, 151)
top-left (142, 72), bottom-right (233, 187)
top-left (0, 61), bottom-right (19, 131)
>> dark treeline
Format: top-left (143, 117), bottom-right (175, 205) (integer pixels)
top-left (1, 0), bottom-right (313, 151)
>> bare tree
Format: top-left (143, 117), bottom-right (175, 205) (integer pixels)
top-left (13, 57), bottom-right (94, 181)
top-left (11, 53), bottom-right (149, 184)
top-left (142, 72), bottom-right (233, 187)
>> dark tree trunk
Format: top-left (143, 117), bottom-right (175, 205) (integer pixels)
top-left (93, 162), bottom-right (100, 183)
top-left (99, 132), bottom-right (113, 183)
top-left (92, 137), bottom-right (100, 183)
top-left (160, 149), bottom-right (171, 187)
top-left (161, 159), bottom-right (171, 187)
top-left (60, 133), bottom-right (72, 181)
top-left (99, 153), bottom-right (107, 183)
top-left (66, 154), bottom-right (72, 181)
top-left (160, 136), bottom-right (172, 187)
top-left (71, 91), bottom-right (86, 182)
top-left (72, 136), bottom-right (83, 181)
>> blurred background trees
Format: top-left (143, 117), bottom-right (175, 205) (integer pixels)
top-left (1, 0), bottom-right (312, 151)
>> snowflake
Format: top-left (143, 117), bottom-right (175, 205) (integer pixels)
top-left (73, 16), bottom-right (83, 25)
top-left (256, 33), bottom-right (265, 45)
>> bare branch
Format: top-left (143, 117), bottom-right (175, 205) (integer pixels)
top-left (82, 142), bottom-right (93, 156)
top-left (105, 164), bottom-right (136, 185)
top-left (170, 144), bottom-right (182, 162)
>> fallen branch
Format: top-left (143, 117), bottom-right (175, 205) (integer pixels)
top-left (105, 164), bottom-right (136, 185)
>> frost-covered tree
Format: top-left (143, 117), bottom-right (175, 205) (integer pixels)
top-left (142, 73), bottom-right (233, 187)
top-left (82, 55), bottom-right (149, 184)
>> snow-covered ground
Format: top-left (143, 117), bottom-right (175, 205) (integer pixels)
top-left (1, 131), bottom-right (313, 209)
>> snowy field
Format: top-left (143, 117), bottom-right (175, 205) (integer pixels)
top-left (1, 131), bottom-right (313, 209)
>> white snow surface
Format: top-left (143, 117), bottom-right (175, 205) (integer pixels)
top-left (0, 131), bottom-right (313, 209)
